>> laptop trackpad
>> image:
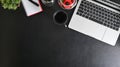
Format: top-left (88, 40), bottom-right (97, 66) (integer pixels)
top-left (102, 28), bottom-right (120, 46)
top-left (68, 15), bottom-right (107, 40)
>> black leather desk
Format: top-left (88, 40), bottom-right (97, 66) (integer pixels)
top-left (0, 0), bottom-right (120, 67)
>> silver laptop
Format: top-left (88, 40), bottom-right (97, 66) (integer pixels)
top-left (68, 0), bottom-right (120, 46)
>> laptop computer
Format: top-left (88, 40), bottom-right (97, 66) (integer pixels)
top-left (68, 0), bottom-right (120, 46)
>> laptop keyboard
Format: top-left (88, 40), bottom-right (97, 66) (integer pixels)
top-left (77, 0), bottom-right (120, 31)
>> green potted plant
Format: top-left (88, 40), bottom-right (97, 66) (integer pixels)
top-left (0, 0), bottom-right (21, 10)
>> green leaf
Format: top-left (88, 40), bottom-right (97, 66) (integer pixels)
top-left (0, 0), bottom-right (21, 10)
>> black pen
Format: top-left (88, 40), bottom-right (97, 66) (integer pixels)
top-left (29, 0), bottom-right (39, 6)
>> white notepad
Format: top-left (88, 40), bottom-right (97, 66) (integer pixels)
top-left (22, 0), bottom-right (43, 16)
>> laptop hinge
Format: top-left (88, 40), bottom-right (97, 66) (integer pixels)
top-left (88, 0), bottom-right (120, 14)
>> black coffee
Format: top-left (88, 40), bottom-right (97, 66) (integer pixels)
top-left (54, 11), bottom-right (67, 24)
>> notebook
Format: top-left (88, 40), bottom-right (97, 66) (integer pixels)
top-left (22, 0), bottom-right (43, 16)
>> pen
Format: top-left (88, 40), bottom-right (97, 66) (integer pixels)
top-left (29, 0), bottom-right (39, 6)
